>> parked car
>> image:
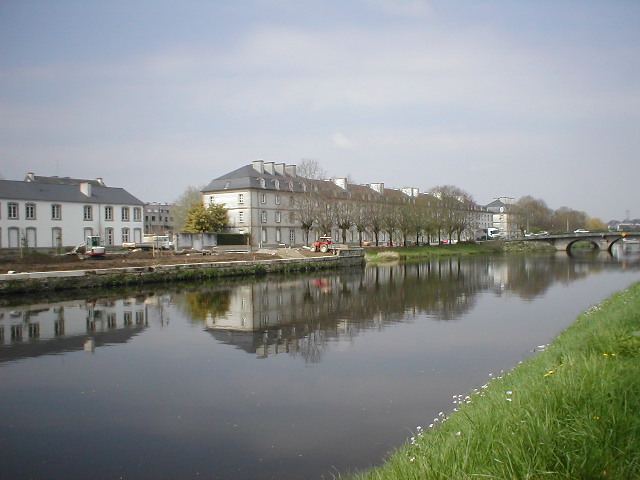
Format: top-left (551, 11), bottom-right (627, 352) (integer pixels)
top-left (574, 229), bottom-right (589, 234)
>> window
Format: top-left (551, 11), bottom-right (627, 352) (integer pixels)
top-left (105, 228), bottom-right (114, 246)
top-left (238, 211), bottom-right (245, 223)
top-left (8, 202), bottom-right (18, 219)
top-left (238, 193), bottom-right (244, 204)
top-left (25, 227), bottom-right (37, 247)
top-left (276, 228), bottom-right (281, 243)
top-left (52, 228), bottom-right (62, 249)
top-left (274, 180), bottom-right (280, 190)
top-left (261, 211), bottom-right (267, 223)
top-left (289, 229), bottom-right (295, 244)
top-left (51, 204), bottom-right (62, 220)
top-left (25, 203), bottom-right (36, 220)
top-left (105, 206), bottom-right (113, 221)
top-left (8, 227), bottom-right (19, 248)
top-left (275, 211), bottom-right (281, 223)
top-left (259, 178), bottom-right (266, 188)
top-left (289, 196), bottom-right (295, 206)
top-left (121, 207), bottom-right (130, 221)
top-left (133, 207), bottom-right (142, 222)
top-left (83, 205), bottom-right (93, 221)
top-left (261, 193), bottom-right (266, 204)
top-left (122, 228), bottom-right (130, 243)
top-left (261, 228), bottom-right (267, 243)
top-left (275, 194), bottom-right (280, 205)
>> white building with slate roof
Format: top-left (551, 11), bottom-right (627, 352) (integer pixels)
top-left (0, 173), bottom-right (144, 251)
top-left (202, 161), bottom-right (304, 248)
top-left (202, 160), bottom-right (494, 248)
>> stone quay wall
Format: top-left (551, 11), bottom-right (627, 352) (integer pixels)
top-left (0, 253), bottom-right (365, 295)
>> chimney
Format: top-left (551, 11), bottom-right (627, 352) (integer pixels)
top-left (252, 160), bottom-right (264, 173)
top-left (333, 177), bottom-right (348, 190)
top-left (263, 162), bottom-right (275, 174)
top-left (369, 183), bottom-right (384, 195)
top-left (80, 182), bottom-right (92, 197)
top-left (25, 172), bottom-right (35, 182)
top-left (274, 163), bottom-right (285, 175)
top-left (285, 164), bottom-right (297, 177)
top-left (401, 187), bottom-right (419, 197)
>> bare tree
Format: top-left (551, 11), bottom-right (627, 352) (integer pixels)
top-left (334, 199), bottom-right (354, 243)
top-left (512, 196), bottom-right (553, 234)
top-left (429, 185), bottom-right (475, 243)
top-left (297, 159), bottom-right (328, 180)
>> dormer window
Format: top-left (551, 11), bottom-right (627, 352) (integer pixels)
top-left (274, 180), bottom-right (280, 190)
top-left (288, 182), bottom-right (294, 191)
top-left (259, 178), bottom-right (266, 188)
top-left (224, 181), bottom-right (231, 189)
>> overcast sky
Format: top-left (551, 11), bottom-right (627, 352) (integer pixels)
top-left (1, 0), bottom-right (638, 221)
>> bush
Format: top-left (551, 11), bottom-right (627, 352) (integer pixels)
top-left (216, 233), bottom-right (248, 245)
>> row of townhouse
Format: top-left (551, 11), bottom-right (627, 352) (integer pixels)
top-left (0, 173), bottom-right (145, 250)
top-left (202, 160), bottom-right (495, 248)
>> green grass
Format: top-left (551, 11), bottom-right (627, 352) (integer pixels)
top-left (349, 281), bottom-right (640, 479)
top-left (365, 243), bottom-right (495, 263)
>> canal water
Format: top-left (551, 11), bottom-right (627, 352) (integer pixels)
top-left (1, 249), bottom-right (639, 480)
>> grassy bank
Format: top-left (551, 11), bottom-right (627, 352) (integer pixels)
top-left (365, 243), bottom-right (498, 263)
top-left (350, 281), bottom-right (640, 479)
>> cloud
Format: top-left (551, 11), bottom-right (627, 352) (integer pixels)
top-left (331, 132), bottom-right (357, 149)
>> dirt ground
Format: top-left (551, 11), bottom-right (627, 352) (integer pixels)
top-left (0, 249), bottom-right (327, 274)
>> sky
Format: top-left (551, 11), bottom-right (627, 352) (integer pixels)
top-left (1, 0), bottom-right (638, 221)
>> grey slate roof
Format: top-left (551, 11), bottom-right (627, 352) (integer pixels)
top-left (25, 175), bottom-right (106, 186)
top-left (0, 179), bottom-right (144, 205)
top-left (485, 199), bottom-right (511, 212)
top-left (202, 165), bottom-right (306, 193)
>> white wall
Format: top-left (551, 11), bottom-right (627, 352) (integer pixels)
top-left (0, 199), bottom-right (144, 249)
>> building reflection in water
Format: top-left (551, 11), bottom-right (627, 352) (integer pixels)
top-left (195, 253), bottom-right (624, 362)
top-left (2, 252), bottom-right (633, 365)
top-left (0, 296), bottom-right (158, 363)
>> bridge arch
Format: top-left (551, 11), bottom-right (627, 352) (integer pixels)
top-left (564, 238), bottom-right (601, 255)
top-left (507, 232), bottom-right (640, 255)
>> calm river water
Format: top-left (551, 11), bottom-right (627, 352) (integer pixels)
top-left (1, 249), bottom-right (639, 480)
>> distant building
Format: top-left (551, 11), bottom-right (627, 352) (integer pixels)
top-left (144, 202), bottom-right (175, 236)
top-left (611, 219), bottom-right (640, 232)
top-left (0, 173), bottom-right (144, 250)
top-left (485, 197), bottom-right (519, 238)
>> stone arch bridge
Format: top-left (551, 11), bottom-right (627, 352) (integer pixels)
top-left (505, 232), bottom-right (640, 254)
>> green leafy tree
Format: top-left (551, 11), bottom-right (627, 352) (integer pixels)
top-left (173, 185), bottom-right (205, 233)
top-left (183, 202), bottom-right (228, 233)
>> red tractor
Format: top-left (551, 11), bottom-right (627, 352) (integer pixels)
top-left (310, 236), bottom-right (335, 253)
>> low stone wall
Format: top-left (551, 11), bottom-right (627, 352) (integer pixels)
top-left (0, 253), bottom-right (365, 295)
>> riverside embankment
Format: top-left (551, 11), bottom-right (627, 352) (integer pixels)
top-left (351, 280), bottom-right (640, 480)
top-left (0, 249), bottom-right (365, 295)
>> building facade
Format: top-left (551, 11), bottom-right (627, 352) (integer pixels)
top-left (144, 202), bottom-right (175, 236)
top-left (202, 161), bottom-right (494, 248)
top-left (0, 173), bottom-right (144, 250)
top-left (485, 197), bottom-right (519, 238)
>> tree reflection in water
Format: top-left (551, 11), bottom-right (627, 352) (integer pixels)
top-left (190, 253), bottom-right (627, 363)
